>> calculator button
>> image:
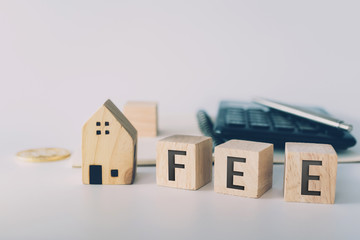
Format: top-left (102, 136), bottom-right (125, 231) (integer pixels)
top-left (248, 110), bottom-right (270, 129)
top-left (250, 122), bottom-right (270, 129)
top-left (297, 121), bottom-right (318, 133)
top-left (226, 118), bottom-right (246, 127)
top-left (270, 113), bottom-right (295, 131)
top-left (225, 109), bottom-right (246, 127)
top-left (274, 124), bottom-right (295, 132)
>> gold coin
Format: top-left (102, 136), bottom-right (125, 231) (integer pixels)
top-left (16, 148), bottom-right (71, 162)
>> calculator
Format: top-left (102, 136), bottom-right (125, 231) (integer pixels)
top-left (209, 101), bottom-right (357, 150)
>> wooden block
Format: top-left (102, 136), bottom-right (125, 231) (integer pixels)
top-left (214, 140), bottom-right (273, 198)
top-left (82, 99), bottom-right (137, 185)
top-left (156, 135), bottom-right (212, 190)
top-left (124, 101), bottom-right (158, 137)
top-left (284, 143), bottom-right (337, 204)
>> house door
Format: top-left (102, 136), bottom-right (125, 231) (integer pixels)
top-left (89, 165), bottom-right (102, 184)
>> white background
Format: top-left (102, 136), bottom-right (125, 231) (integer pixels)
top-left (1, 0), bottom-right (360, 154)
top-left (1, 1), bottom-right (360, 239)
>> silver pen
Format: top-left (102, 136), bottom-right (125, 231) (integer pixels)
top-left (253, 97), bottom-right (353, 132)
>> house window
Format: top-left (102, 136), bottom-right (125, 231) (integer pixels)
top-left (96, 122), bottom-right (110, 135)
top-left (111, 169), bottom-right (118, 177)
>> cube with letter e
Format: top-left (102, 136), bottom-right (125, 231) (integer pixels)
top-left (284, 143), bottom-right (337, 204)
top-left (214, 140), bottom-right (273, 198)
top-left (156, 135), bottom-right (212, 190)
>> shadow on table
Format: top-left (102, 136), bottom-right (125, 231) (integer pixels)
top-left (333, 163), bottom-right (360, 204)
top-left (334, 186), bottom-right (360, 204)
top-left (134, 168), bottom-right (156, 185)
top-left (260, 186), bottom-right (284, 200)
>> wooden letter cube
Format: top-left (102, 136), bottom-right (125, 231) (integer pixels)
top-left (214, 140), bottom-right (273, 198)
top-left (284, 143), bottom-right (337, 204)
top-left (124, 101), bottom-right (158, 137)
top-left (156, 135), bottom-right (212, 190)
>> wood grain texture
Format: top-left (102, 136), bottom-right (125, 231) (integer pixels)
top-left (156, 135), bottom-right (212, 190)
top-left (284, 142), bottom-right (337, 204)
top-left (214, 140), bottom-right (273, 198)
top-left (124, 101), bottom-right (157, 137)
top-left (82, 100), bottom-right (137, 185)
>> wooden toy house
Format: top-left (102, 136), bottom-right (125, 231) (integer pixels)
top-left (82, 99), bottom-right (137, 185)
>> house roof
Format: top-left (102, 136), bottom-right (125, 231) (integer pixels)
top-left (104, 99), bottom-right (137, 142)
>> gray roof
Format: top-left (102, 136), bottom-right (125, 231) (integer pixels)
top-left (104, 99), bottom-right (137, 142)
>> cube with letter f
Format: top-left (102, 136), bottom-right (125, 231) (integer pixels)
top-left (284, 143), bottom-right (337, 204)
top-left (156, 135), bottom-right (212, 190)
top-left (214, 140), bottom-right (273, 198)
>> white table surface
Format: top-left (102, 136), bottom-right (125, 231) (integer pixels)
top-left (1, 114), bottom-right (360, 239)
top-left (1, 158), bottom-right (360, 239)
